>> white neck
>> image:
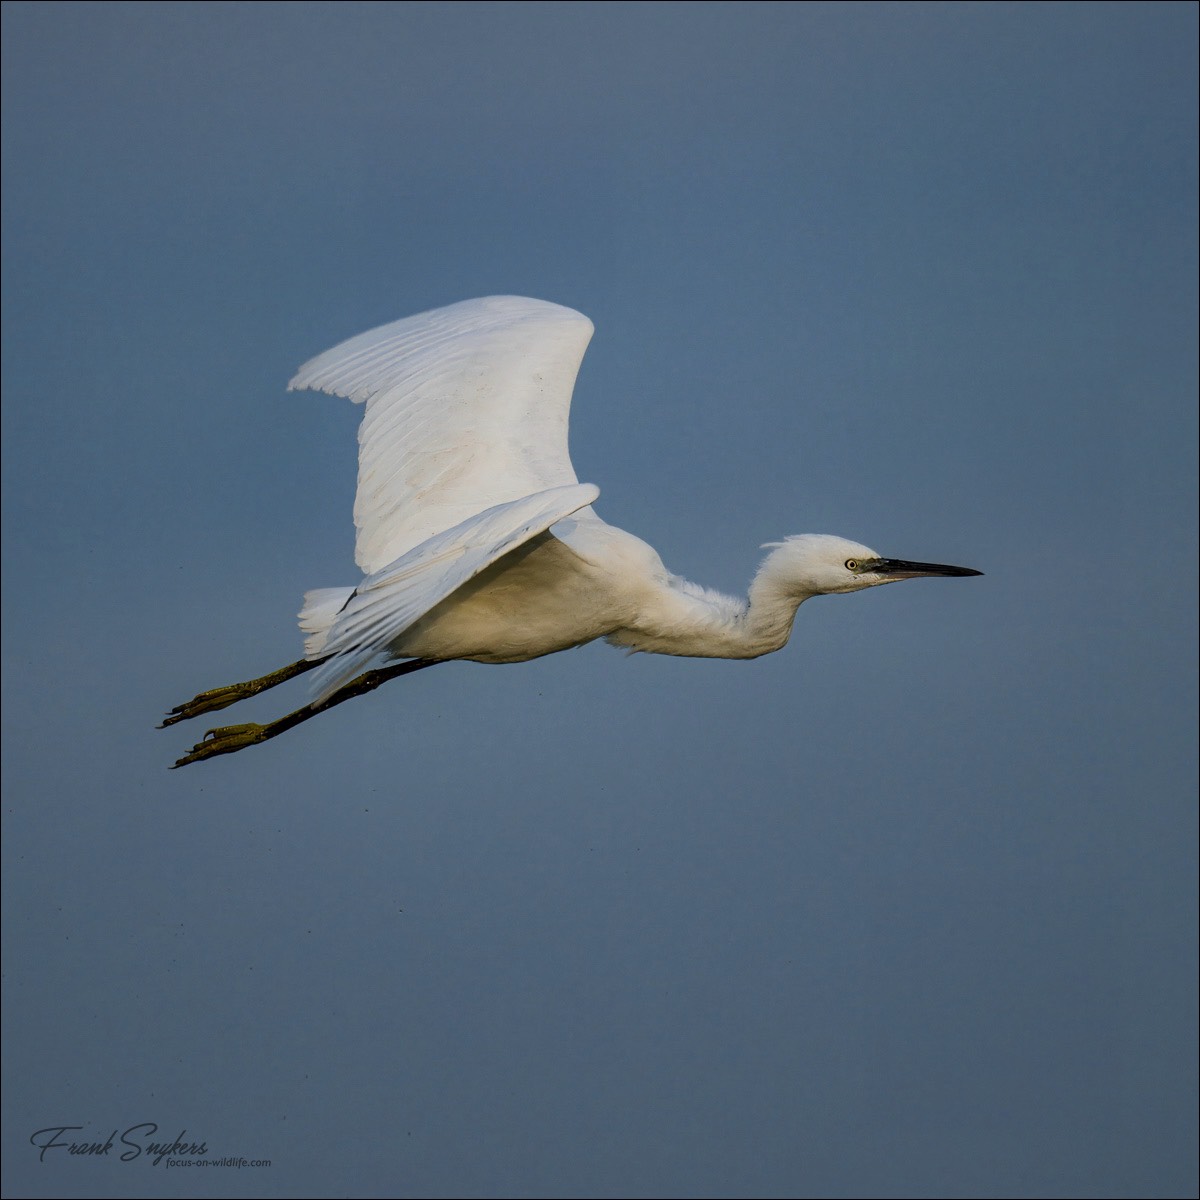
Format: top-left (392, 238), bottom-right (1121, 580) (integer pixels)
top-left (607, 557), bottom-right (813, 660)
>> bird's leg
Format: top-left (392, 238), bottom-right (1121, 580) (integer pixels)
top-left (170, 659), bottom-right (439, 769)
top-left (159, 657), bottom-right (321, 727)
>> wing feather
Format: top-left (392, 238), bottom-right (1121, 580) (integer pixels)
top-left (288, 296), bottom-right (595, 573)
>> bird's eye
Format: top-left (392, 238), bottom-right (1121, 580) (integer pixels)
top-left (844, 559), bottom-right (858, 571)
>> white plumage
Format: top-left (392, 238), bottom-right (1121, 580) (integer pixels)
top-left (288, 295), bottom-right (594, 572)
top-left (164, 295), bottom-right (980, 766)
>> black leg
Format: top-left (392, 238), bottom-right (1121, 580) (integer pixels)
top-left (170, 659), bottom-right (439, 768)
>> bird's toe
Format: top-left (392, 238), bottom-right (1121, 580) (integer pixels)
top-left (170, 722), bottom-right (267, 768)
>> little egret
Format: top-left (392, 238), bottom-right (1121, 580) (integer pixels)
top-left (163, 296), bottom-right (980, 767)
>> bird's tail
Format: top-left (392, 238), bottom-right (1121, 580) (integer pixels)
top-left (298, 587), bottom-right (356, 659)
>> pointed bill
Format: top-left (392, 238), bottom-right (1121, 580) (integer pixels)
top-left (872, 558), bottom-right (983, 579)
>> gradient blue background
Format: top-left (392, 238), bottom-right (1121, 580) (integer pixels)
top-left (3, 3), bottom-right (1196, 1197)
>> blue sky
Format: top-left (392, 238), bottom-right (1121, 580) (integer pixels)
top-left (3, 4), bottom-right (1196, 1197)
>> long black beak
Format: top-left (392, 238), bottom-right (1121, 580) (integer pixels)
top-left (874, 557), bottom-right (983, 579)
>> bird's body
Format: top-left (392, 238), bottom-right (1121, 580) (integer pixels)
top-left (365, 516), bottom-right (786, 666)
top-left (303, 507), bottom-right (835, 670)
top-left (164, 296), bottom-right (980, 766)
top-left (374, 521), bottom-right (670, 665)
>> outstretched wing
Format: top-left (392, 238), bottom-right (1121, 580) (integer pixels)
top-left (310, 483), bottom-right (599, 704)
top-left (288, 296), bottom-right (595, 573)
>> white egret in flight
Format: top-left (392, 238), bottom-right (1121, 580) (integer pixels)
top-left (163, 296), bottom-right (980, 767)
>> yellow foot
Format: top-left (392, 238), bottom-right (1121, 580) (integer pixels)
top-left (159, 660), bottom-right (315, 728)
top-left (171, 723), bottom-right (269, 768)
top-left (159, 683), bottom-right (261, 728)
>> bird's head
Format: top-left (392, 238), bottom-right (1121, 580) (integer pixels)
top-left (759, 533), bottom-right (982, 597)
